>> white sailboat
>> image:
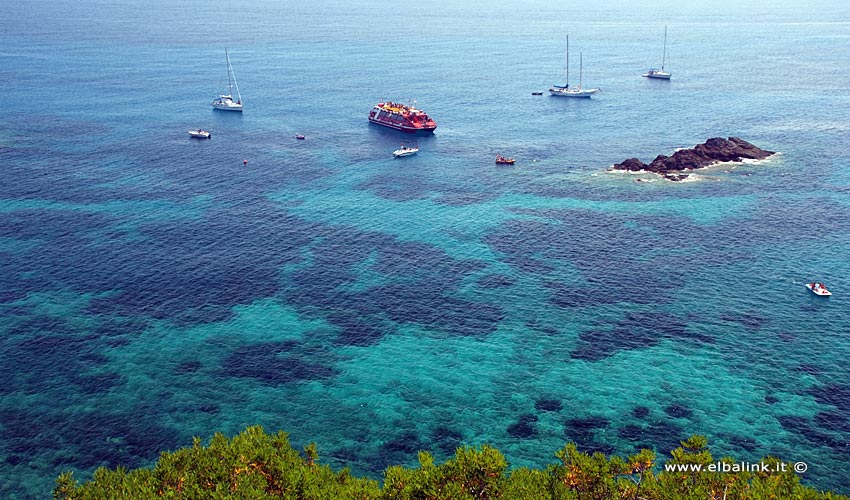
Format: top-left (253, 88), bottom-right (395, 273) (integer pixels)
top-left (549, 36), bottom-right (599, 98)
top-left (212, 48), bottom-right (243, 112)
top-left (643, 26), bottom-right (672, 80)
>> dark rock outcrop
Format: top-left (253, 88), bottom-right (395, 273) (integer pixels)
top-left (612, 137), bottom-right (775, 181)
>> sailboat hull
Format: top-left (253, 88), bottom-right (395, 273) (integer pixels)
top-left (549, 87), bottom-right (599, 98)
top-left (212, 96), bottom-right (243, 111)
top-left (643, 72), bottom-right (671, 80)
top-left (212, 102), bottom-right (244, 112)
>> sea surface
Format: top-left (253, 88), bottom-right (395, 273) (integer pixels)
top-left (3, 0), bottom-right (850, 497)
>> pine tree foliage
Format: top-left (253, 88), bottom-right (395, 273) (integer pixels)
top-left (54, 427), bottom-right (848, 500)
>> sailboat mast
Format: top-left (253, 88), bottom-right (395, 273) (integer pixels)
top-left (579, 52), bottom-right (583, 89)
top-left (661, 26), bottom-right (667, 71)
top-left (230, 60), bottom-right (242, 104)
top-left (565, 35), bottom-right (570, 87)
top-left (224, 48), bottom-right (242, 103)
top-left (225, 48), bottom-right (234, 96)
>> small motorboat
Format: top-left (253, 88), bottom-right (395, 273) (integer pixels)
top-left (495, 155), bottom-right (516, 165)
top-left (806, 282), bottom-right (832, 296)
top-left (188, 129), bottom-right (211, 139)
top-left (393, 145), bottom-right (419, 158)
top-left (531, 91), bottom-right (543, 95)
top-left (295, 134), bottom-right (305, 140)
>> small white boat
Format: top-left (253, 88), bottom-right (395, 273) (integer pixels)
top-left (806, 282), bottom-right (832, 296)
top-left (549, 36), bottom-right (600, 98)
top-left (212, 48), bottom-right (243, 112)
top-left (393, 145), bottom-right (419, 158)
top-left (643, 26), bottom-right (672, 80)
top-left (188, 129), bottom-right (211, 139)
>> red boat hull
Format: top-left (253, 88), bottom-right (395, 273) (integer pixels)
top-left (368, 117), bottom-right (436, 133)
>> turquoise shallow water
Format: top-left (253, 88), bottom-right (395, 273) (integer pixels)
top-left (3, 0), bottom-right (850, 497)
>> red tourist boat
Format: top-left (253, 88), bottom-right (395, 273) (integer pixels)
top-left (368, 101), bottom-right (437, 134)
top-left (495, 155), bottom-right (516, 165)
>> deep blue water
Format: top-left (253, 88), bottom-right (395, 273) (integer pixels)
top-left (3, 0), bottom-right (850, 497)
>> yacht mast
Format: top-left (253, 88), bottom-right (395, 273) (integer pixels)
top-left (579, 52), bottom-right (583, 89)
top-left (225, 48), bottom-right (234, 96)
